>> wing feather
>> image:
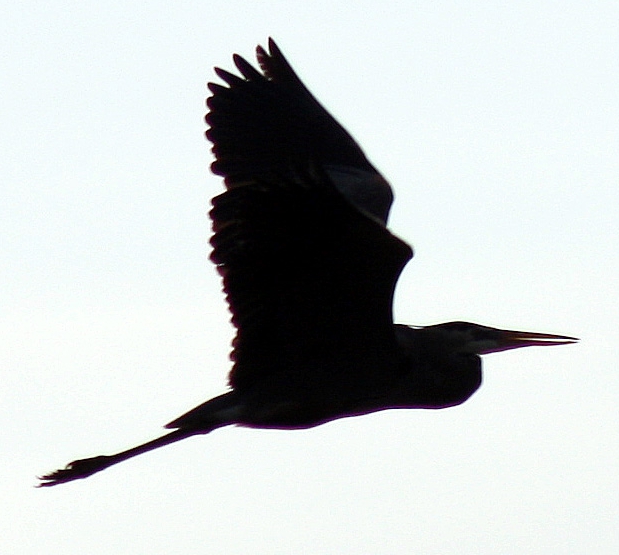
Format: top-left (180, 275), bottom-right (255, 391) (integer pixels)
top-left (210, 165), bottom-right (412, 398)
top-left (206, 38), bottom-right (393, 222)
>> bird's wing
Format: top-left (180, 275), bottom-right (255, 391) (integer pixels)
top-left (206, 38), bottom-right (394, 223)
top-left (209, 163), bottom-right (413, 402)
top-left (207, 40), bottom-right (413, 407)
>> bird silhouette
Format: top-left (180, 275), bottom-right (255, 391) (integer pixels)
top-left (38, 39), bottom-right (577, 487)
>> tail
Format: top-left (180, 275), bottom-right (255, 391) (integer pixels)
top-left (164, 391), bottom-right (242, 430)
top-left (38, 392), bottom-right (240, 487)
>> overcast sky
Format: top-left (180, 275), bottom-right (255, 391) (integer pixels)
top-left (2, 2), bottom-right (618, 553)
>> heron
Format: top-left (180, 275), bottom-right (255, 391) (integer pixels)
top-left (38, 39), bottom-right (577, 487)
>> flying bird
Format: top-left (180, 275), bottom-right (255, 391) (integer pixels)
top-left (39, 39), bottom-right (577, 486)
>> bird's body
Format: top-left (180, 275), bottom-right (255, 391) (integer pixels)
top-left (39, 39), bottom-right (576, 487)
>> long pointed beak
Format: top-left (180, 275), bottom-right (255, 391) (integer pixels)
top-left (480, 329), bottom-right (579, 354)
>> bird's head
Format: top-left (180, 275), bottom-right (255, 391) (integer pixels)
top-left (424, 321), bottom-right (578, 356)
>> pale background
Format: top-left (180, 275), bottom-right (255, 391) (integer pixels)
top-left (2, 1), bottom-right (618, 553)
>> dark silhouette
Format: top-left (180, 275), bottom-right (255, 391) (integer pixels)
top-left (38, 39), bottom-right (576, 487)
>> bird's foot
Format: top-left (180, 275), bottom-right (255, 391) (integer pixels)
top-left (37, 455), bottom-right (112, 487)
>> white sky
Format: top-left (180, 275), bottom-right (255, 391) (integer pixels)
top-left (2, 1), bottom-right (618, 553)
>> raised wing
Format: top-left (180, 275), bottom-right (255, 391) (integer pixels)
top-left (206, 38), bottom-right (394, 223)
top-left (206, 40), bottom-right (413, 408)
